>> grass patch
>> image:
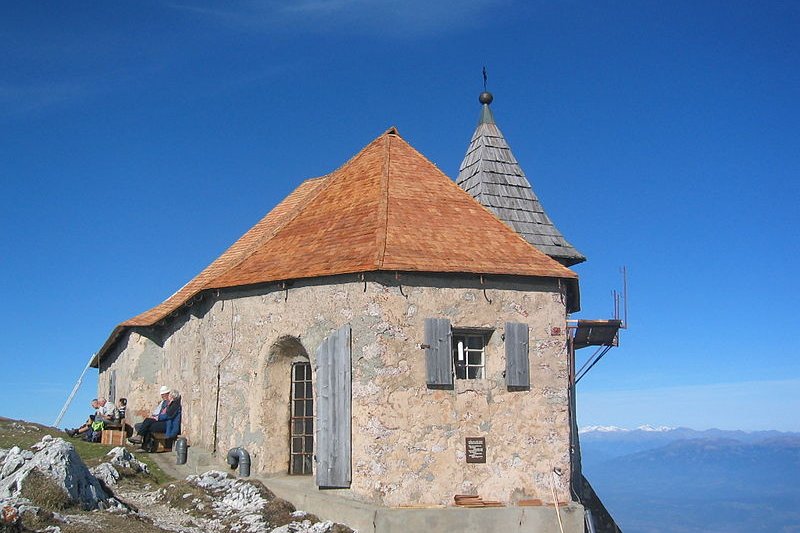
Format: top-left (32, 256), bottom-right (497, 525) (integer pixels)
top-left (19, 470), bottom-right (73, 511)
top-left (0, 417), bottom-right (50, 451)
top-left (17, 506), bottom-right (60, 533)
top-left (16, 471), bottom-right (75, 532)
top-left (130, 454), bottom-right (170, 485)
top-left (158, 480), bottom-right (216, 519)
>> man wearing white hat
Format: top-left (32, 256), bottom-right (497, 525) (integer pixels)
top-left (128, 385), bottom-right (172, 445)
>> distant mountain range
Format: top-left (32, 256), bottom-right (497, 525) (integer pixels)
top-left (581, 424), bottom-right (676, 433)
top-left (579, 426), bottom-right (800, 533)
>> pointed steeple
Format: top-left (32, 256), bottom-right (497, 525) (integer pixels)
top-left (457, 91), bottom-right (586, 267)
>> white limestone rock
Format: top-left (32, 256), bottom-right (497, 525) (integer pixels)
top-left (90, 446), bottom-right (150, 487)
top-left (90, 462), bottom-right (120, 487)
top-left (271, 520), bottom-right (338, 533)
top-left (105, 446), bottom-right (149, 474)
top-left (183, 471), bottom-right (350, 533)
top-left (0, 435), bottom-right (120, 510)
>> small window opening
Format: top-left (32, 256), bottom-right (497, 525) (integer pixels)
top-left (452, 331), bottom-right (489, 379)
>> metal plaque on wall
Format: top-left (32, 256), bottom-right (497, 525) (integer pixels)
top-left (465, 437), bottom-right (486, 463)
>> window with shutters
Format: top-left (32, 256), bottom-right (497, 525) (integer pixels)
top-left (452, 330), bottom-right (489, 380)
top-left (505, 322), bottom-right (530, 390)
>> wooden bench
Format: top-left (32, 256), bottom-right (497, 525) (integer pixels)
top-left (100, 419), bottom-right (130, 446)
top-left (147, 432), bottom-right (175, 453)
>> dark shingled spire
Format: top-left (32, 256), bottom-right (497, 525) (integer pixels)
top-left (456, 92), bottom-right (586, 267)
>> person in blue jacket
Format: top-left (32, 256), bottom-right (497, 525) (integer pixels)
top-left (128, 388), bottom-right (182, 448)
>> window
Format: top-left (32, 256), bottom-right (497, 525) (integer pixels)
top-left (452, 331), bottom-right (488, 379)
top-left (289, 362), bottom-right (313, 475)
top-left (424, 319), bottom-right (493, 388)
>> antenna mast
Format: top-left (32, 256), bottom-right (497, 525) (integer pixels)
top-left (53, 353), bottom-right (95, 428)
top-left (613, 266), bottom-right (629, 329)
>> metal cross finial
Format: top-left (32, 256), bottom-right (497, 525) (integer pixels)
top-left (479, 66), bottom-right (493, 106)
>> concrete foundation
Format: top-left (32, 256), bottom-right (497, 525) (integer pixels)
top-left (149, 447), bottom-right (585, 533)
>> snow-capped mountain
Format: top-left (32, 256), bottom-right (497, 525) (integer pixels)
top-left (579, 425), bottom-right (799, 462)
top-left (579, 424), bottom-right (675, 434)
top-left (579, 425), bottom-right (630, 433)
top-left (636, 424), bottom-right (674, 432)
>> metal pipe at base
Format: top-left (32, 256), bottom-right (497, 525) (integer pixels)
top-left (175, 437), bottom-right (188, 465)
top-left (226, 446), bottom-right (251, 477)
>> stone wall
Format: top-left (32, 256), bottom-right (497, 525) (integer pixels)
top-left (97, 272), bottom-right (573, 507)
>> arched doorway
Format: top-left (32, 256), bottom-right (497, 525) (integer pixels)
top-left (267, 335), bottom-right (313, 476)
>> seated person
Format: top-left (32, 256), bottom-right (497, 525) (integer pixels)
top-left (84, 397), bottom-right (117, 442)
top-left (95, 398), bottom-right (118, 423)
top-left (128, 388), bottom-right (182, 449)
top-left (135, 386), bottom-right (171, 435)
top-left (116, 397), bottom-right (127, 420)
top-left (64, 399), bottom-right (100, 438)
top-left (104, 398), bottom-right (127, 429)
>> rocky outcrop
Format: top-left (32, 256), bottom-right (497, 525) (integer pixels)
top-left (0, 433), bottom-right (353, 533)
top-left (158, 471), bottom-right (348, 533)
top-left (90, 446), bottom-right (149, 487)
top-left (0, 435), bottom-right (125, 511)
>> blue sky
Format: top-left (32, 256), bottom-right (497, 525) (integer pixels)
top-left (1, 1), bottom-right (797, 431)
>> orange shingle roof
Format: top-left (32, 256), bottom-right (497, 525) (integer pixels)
top-left (121, 175), bottom-right (330, 327)
top-left (95, 129), bottom-right (576, 363)
top-left (210, 130), bottom-right (576, 289)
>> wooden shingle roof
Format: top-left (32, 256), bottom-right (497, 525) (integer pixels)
top-left (456, 95), bottom-right (586, 267)
top-left (95, 128), bottom-right (577, 364)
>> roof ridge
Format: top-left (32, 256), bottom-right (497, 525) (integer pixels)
top-left (390, 133), bottom-right (577, 279)
top-left (204, 131), bottom-right (396, 289)
top-left (120, 175), bottom-right (332, 327)
top-left (374, 134), bottom-right (391, 269)
top-left (316, 128), bottom-right (396, 180)
top-left (203, 175), bottom-right (333, 287)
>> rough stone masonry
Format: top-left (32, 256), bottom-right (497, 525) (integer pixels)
top-left (98, 271), bottom-right (573, 507)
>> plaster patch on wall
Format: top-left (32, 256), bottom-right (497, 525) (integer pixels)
top-left (441, 305), bottom-right (459, 318)
top-left (503, 301), bottom-right (530, 318)
top-left (365, 416), bottom-right (397, 439)
top-left (239, 430), bottom-right (266, 448)
top-left (352, 380), bottom-right (381, 399)
top-left (134, 335), bottom-right (162, 385)
top-left (333, 290), bottom-right (348, 301)
top-left (372, 321), bottom-right (404, 339)
top-left (359, 340), bottom-right (385, 361)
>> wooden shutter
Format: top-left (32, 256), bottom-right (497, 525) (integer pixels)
top-left (108, 370), bottom-right (117, 403)
top-left (424, 318), bottom-right (453, 389)
top-left (315, 324), bottom-right (352, 488)
top-left (505, 322), bottom-right (530, 390)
